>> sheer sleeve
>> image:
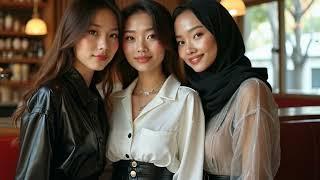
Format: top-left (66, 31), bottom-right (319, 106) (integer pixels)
top-left (15, 88), bottom-right (56, 180)
top-left (230, 79), bottom-right (280, 180)
top-left (173, 90), bottom-right (205, 180)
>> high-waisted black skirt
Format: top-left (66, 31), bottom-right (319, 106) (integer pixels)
top-left (203, 171), bottom-right (233, 180)
top-left (112, 160), bottom-right (173, 180)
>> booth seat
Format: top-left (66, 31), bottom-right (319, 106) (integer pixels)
top-left (273, 93), bottom-right (320, 108)
top-left (0, 129), bottom-right (19, 180)
top-left (275, 107), bottom-right (320, 180)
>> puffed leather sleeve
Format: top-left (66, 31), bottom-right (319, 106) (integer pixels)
top-left (15, 87), bottom-right (57, 180)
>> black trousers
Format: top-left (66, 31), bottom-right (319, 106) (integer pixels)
top-left (203, 171), bottom-right (232, 180)
top-left (112, 160), bottom-right (173, 180)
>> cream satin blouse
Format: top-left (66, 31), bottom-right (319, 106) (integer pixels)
top-left (106, 75), bottom-right (205, 180)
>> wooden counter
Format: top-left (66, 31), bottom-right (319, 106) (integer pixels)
top-left (279, 106), bottom-right (320, 121)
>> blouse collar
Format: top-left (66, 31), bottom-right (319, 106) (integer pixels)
top-left (113, 74), bottom-right (181, 101)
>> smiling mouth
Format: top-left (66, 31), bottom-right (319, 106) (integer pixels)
top-left (94, 55), bottom-right (108, 61)
top-left (134, 56), bottom-right (152, 63)
top-left (188, 54), bottom-right (204, 65)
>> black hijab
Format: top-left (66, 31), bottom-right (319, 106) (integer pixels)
top-left (173, 0), bottom-right (271, 122)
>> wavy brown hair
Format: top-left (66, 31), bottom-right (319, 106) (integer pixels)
top-left (12, 0), bottom-right (121, 126)
top-left (117, 0), bottom-right (185, 88)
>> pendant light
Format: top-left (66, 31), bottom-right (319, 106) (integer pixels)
top-left (220, 0), bottom-right (246, 17)
top-left (25, 0), bottom-right (47, 35)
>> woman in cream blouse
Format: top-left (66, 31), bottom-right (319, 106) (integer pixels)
top-left (106, 1), bottom-right (205, 180)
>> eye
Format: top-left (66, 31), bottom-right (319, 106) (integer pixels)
top-left (194, 32), bottom-right (203, 39)
top-left (124, 35), bottom-right (134, 41)
top-left (176, 40), bottom-right (185, 46)
top-left (147, 34), bottom-right (157, 40)
top-left (88, 30), bottom-right (98, 36)
top-left (110, 33), bottom-right (119, 39)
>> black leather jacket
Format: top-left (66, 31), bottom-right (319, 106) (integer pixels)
top-left (15, 68), bottom-right (109, 180)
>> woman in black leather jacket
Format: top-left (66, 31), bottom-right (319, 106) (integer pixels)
top-left (12, 0), bottom-right (121, 179)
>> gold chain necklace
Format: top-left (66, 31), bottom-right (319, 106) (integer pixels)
top-left (134, 88), bottom-right (160, 96)
top-left (134, 80), bottom-right (165, 112)
top-left (133, 80), bottom-right (164, 97)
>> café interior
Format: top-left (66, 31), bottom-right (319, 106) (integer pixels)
top-left (0, 0), bottom-right (319, 179)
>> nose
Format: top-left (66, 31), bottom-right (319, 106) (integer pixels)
top-left (137, 38), bottom-right (148, 53)
top-left (98, 37), bottom-right (108, 51)
top-left (186, 43), bottom-right (196, 55)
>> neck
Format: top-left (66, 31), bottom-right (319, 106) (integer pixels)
top-left (136, 71), bottom-right (166, 91)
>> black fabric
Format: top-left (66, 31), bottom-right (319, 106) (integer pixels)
top-left (112, 160), bottom-right (174, 180)
top-left (203, 171), bottom-right (235, 180)
top-left (15, 68), bottom-right (109, 180)
top-left (173, 0), bottom-right (271, 122)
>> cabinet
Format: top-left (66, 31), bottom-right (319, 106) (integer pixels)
top-left (0, 0), bottom-right (46, 104)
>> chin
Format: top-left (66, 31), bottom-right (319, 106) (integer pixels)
top-left (97, 66), bottom-right (107, 71)
top-left (190, 65), bottom-right (206, 73)
top-left (89, 65), bottom-right (106, 72)
top-left (133, 65), bottom-right (150, 72)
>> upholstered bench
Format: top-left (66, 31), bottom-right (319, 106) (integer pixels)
top-left (0, 128), bottom-right (19, 180)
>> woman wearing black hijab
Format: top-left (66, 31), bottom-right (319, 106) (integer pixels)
top-left (173, 0), bottom-right (280, 180)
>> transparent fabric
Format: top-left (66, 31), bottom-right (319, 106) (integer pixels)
top-left (204, 78), bottom-right (280, 180)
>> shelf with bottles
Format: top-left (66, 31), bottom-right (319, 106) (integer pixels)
top-left (0, 76), bottom-right (33, 103)
top-left (0, 37), bottom-right (45, 62)
top-left (0, 84), bottom-right (29, 104)
top-left (0, 31), bottom-right (46, 37)
top-left (0, 2), bottom-right (46, 35)
top-left (0, 58), bottom-right (42, 64)
top-left (1, 62), bottom-right (38, 81)
top-left (0, 0), bottom-right (46, 62)
top-left (0, 63), bottom-right (37, 103)
top-left (0, 1), bottom-right (46, 9)
top-left (0, 80), bottom-right (32, 87)
top-left (0, 0), bottom-right (48, 104)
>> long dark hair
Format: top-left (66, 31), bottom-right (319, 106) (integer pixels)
top-left (118, 0), bottom-right (185, 88)
top-left (12, 0), bottom-right (121, 126)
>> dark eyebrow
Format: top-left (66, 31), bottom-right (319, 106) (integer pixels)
top-left (89, 24), bottom-right (118, 31)
top-left (175, 25), bottom-right (204, 38)
top-left (90, 23), bottom-right (101, 28)
top-left (124, 27), bottom-right (154, 34)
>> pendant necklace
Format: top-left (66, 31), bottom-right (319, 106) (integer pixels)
top-left (134, 80), bottom-right (165, 112)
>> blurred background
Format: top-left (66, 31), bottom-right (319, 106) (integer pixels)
top-left (0, 1), bottom-right (319, 179)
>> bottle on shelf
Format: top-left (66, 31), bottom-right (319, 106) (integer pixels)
top-left (0, 86), bottom-right (11, 103)
top-left (4, 13), bottom-right (13, 32)
top-left (0, 67), bottom-right (13, 80)
top-left (0, 11), bottom-right (4, 31)
top-left (37, 41), bottom-right (44, 58)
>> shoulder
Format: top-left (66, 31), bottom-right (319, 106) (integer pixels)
top-left (163, 75), bottom-right (201, 102)
top-left (233, 78), bottom-right (277, 118)
top-left (176, 85), bottom-right (202, 104)
top-left (110, 78), bottom-right (137, 100)
top-left (26, 79), bottom-right (65, 114)
top-left (178, 85), bottom-right (200, 97)
top-left (237, 78), bottom-right (273, 102)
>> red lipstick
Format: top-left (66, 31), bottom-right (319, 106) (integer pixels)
top-left (94, 54), bottom-right (108, 61)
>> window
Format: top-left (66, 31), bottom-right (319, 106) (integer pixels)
top-left (244, 1), bottom-right (279, 92)
top-left (244, 0), bottom-right (320, 94)
top-left (312, 69), bottom-right (320, 88)
top-left (285, 0), bottom-right (320, 94)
